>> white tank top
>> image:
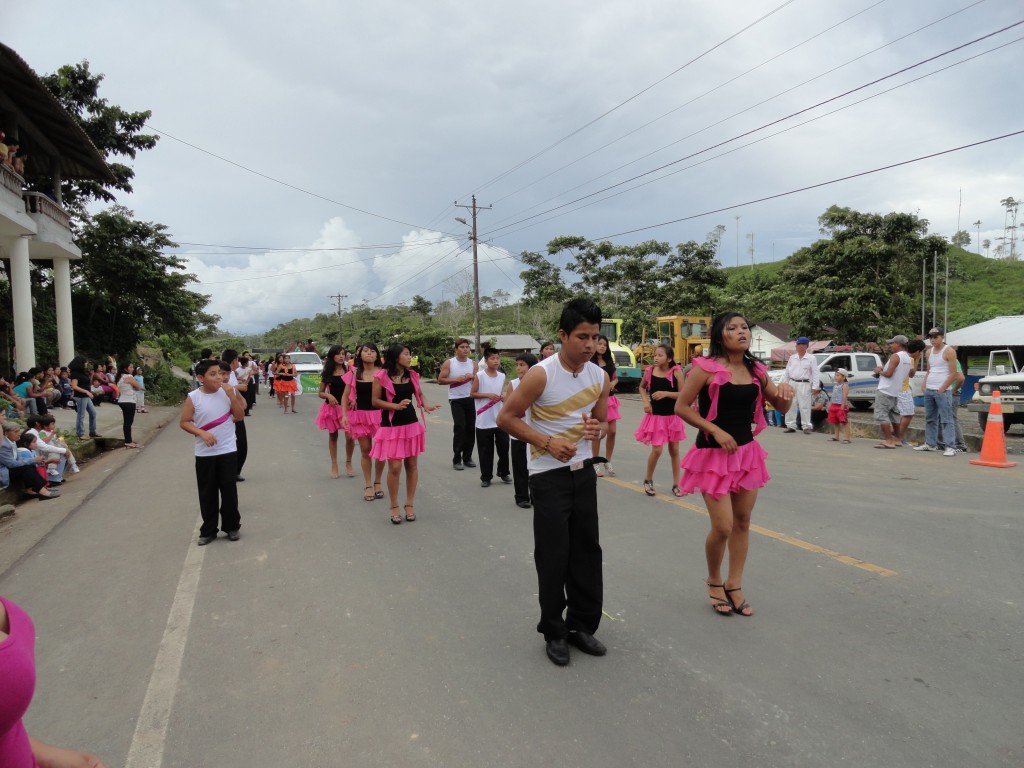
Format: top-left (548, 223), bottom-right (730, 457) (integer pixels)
top-left (474, 369), bottom-right (506, 429)
top-left (188, 387), bottom-right (237, 457)
top-left (925, 346), bottom-right (951, 390)
top-left (447, 357), bottom-right (475, 400)
top-left (527, 355), bottom-right (605, 476)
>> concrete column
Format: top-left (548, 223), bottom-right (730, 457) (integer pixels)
top-left (8, 235), bottom-right (35, 372)
top-left (53, 257), bottom-right (75, 365)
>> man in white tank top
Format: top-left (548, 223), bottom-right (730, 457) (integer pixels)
top-left (499, 299), bottom-right (610, 667)
top-left (471, 347), bottom-right (510, 487)
top-left (914, 326), bottom-right (958, 456)
top-left (438, 338), bottom-right (478, 470)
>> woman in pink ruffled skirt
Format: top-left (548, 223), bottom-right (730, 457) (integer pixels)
top-left (371, 344), bottom-right (441, 524)
top-left (675, 312), bottom-right (794, 618)
top-left (315, 345), bottom-right (353, 478)
top-left (341, 343), bottom-right (386, 501)
top-left (634, 345), bottom-right (686, 497)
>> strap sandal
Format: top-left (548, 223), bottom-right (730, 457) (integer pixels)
top-left (346, 462), bottom-right (355, 478)
top-left (724, 587), bottom-right (753, 617)
top-left (404, 504), bottom-right (416, 522)
top-left (363, 487), bottom-right (375, 502)
top-left (706, 581), bottom-right (733, 616)
top-left (390, 507), bottom-right (402, 525)
top-left (643, 479), bottom-right (655, 496)
top-left (671, 485), bottom-right (683, 497)
top-left (373, 482), bottom-right (385, 499)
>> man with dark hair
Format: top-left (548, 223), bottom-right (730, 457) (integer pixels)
top-left (222, 349), bottom-right (249, 481)
top-left (499, 298), bottom-right (610, 666)
top-left (471, 347), bottom-right (510, 487)
top-left (438, 338), bottom-right (479, 470)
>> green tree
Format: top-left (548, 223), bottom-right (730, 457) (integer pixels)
top-left (409, 295), bottom-right (433, 317)
top-left (778, 205), bottom-right (949, 342)
top-left (73, 206), bottom-right (213, 358)
top-left (518, 251), bottom-right (573, 306)
top-left (950, 230), bottom-right (971, 248)
top-left (660, 239), bottom-right (727, 316)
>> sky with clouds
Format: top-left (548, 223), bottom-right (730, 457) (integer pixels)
top-left (7, 0), bottom-right (1023, 333)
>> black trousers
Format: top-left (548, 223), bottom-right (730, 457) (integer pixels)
top-left (119, 402), bottom-right (136, 443)
top-left (529, 463), bottom-right (603, 640)
top-left (235, 420), bottom-right (247, 475)
top-left (8, 464), bottom-right (47, 493)
top-left (476, 427), bottom-right (510, 481)
top-left (244, 380), bottom-right (257, 414)
top-left (511, 440), bottom-right (530, 504)
top-left (195, 452), bottom-right (239, 538)
top-left (450, 397), bottom-right (476, 464)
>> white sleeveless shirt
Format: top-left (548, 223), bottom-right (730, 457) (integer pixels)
top-left (447, 357), bottom-right (475, 400)
top-left (188, 387), bottom-right (237, 457)
top-left (527, 355), bottom-right (605, 476)
top-left (925, 345), bottom-right (951, 390)
top-left (474, 369), bottom-right (506, 429)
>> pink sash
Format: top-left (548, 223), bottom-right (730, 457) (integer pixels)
top-left (476, 399), bottom-right (500, 416)
top-left (198, 411), bottom-right (232, 431)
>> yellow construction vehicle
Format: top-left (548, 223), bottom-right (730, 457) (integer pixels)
top-left (651, 315), bottom-right (712, 367)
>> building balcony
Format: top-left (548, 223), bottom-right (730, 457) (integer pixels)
top-left (23, 191), bottom-right (79, 259)
top-left (0, 163), bottom-right (35, 238)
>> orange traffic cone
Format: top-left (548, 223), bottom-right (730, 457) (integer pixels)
top-left (970, 390), bottom-right (1018, 468)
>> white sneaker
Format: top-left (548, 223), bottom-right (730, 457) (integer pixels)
top-left (594, 463), bottom-right (605, 477)
top-left (70, 466), bottom-right (80, 473)
top-left (605, 462), bottom-right (615, 477)
top-left (943, 447), bottom-right (956, 457)
top-left (913, 444), bottom-right (936, 452)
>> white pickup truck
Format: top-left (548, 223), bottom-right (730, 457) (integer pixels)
top-left (769, 350), bottom-right (926, 409)
top-left (967, 349), bottom-right (1023, 432)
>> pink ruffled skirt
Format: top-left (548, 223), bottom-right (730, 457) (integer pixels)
top-left (677, 440), bottom-right (770, 500)
top-left (607, 394), bottom-right (621, 422)
top-left (315, 402), bottom-right (344, 432)
top-left (633, 413), bottom-right (686, 445)
top-left (346, 408), bottom-right (381, 439)
top-left (369, 421), bottom-right (425, 460)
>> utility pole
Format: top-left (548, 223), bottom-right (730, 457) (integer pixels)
top-left (973, 219), bottom-right (982, 255)
top-left (747, 232), bottom-right (755, 268)
top-left (455, 195), bottom-right (492, 355)
top-left (734, 215), bottom-right (741, 268)
top-left (328, 292), bottom-right (347, 347)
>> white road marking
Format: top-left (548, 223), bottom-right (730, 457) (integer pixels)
top-left (124, 518), bottom-right (205, 768)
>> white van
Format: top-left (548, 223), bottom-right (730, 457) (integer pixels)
top-left (286, 351), bottom-right (323, 395)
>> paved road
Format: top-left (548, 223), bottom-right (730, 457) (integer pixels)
top-left (2, 385), bottom-right (1021, 767)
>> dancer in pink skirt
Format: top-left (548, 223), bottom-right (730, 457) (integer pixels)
top-left (341, 342), bottom-right (386, 501)
top-left (591, 335), bottom-right (620, 477)
top-left (634, 344), bottom-right (686, 497)
top-left (371, 343), bottom-right (440, 524)
top-left (316, 345), bottom-right (351, 478)
top-left (675, 312), bottom-right (794, 617)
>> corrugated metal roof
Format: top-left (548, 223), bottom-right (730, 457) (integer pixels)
top-left (945, 316), bottom-right (1024, 346)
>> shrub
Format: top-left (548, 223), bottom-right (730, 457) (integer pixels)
top-left (139, 359), bottom-right (190, 405)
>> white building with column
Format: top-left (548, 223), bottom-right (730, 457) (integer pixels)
top-left (0, 43), bottom-right (114, 372)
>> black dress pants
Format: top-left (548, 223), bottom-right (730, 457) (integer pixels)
top-left (119, 402), bottom-right (136, 443)
top-left (510, 439), bottom-right (530, 504)
top-left (450, 397), bottom-right (476, 464)
top-left (235, 420), bottom-right (247, 475)
top-left (529, 464), bottom-right (603, 640)
top-left (476, 427), bottom-right (509, 481)
top-left (195, 451), bottom-right (239, 538)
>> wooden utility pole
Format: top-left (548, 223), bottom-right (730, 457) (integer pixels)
top-left (328, 292), bottom-right (347, 347)
top-left (454, 195), bottom-right (492, 355)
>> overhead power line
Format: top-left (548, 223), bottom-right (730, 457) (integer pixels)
top-left (589, 130), bottom-right (1024, 241)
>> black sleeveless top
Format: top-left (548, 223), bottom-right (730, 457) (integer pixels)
top-left (695, 382), bottom-right (757, 449)
top-left (648, 373), bottom-right (677, 416)
top-left (382, 380), bottom-right (418, 427)
top-left (355, 379), bottom-right (375, 410)
top-left (325, 374), bottom-right (345, 400)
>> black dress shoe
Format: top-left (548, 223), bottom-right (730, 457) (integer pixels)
top-left (236, 475), bottom-right (245, 482)
top-left (463, 460), bottom-right (476, 468)
top-left (480, 480), bottom-right (491, 487)
top-left (499, 474), bottom-right (512, 484)
top-left (567, 630), bottom-right (607, 656)
top-left (516, 500), bottom-right (532, 508)
top-left (226, 530), bottom-right (240, 541)
top-left (545, 638), bottom-right (570, 666)
top-left (197, 535), bottom-right (216, 546)
top-left (453, 462), bottom-right (464, 471)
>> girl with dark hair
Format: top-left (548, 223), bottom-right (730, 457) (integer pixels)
top-left (116, 362), bottom-right (143, 448)
top-left (634, 344), bottom-right (686, 497)
top-left (275, 354), bottom-right (298, 412)
top-left (342, 343), bottom-right (386, 500)
top-left (591, 335), bottom-right (620, 476)
top-left (316, 345), bottom-right (351, 478)
top-left (67, 357), bottom-right (98, 438)
top-left (539, 341), bottom-right (556, 360)
top-left (370, 344), bottom-right (440, 524)
top-left (674, 312), bottom-right (794, 617)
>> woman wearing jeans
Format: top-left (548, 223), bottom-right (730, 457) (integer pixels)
top-left (67, 356), bottom-right (99, 439)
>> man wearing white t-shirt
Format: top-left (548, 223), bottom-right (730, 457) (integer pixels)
top-left (438, 338), bottom-right (478, 470)
top-left (872, 334), bottom-right (911, 449)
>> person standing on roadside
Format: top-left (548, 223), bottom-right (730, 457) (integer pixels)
top-left (506, 352), bottom-right (538, 509)
top-left (179, 360), bottom-right (245, 545)
top-left (498, 298), bottom-right (610, 667)
top-left (222, 349), bottom-right (249, 481)
top-left (67, 356), bottom-right (99, 439)
top-left (471, 346), bottom-right (510, 488)
top-left (872, 335), bottom-right (911, 449)
top-left (914, 327), bottom-right (959, 457)
top-left (895, 339), bottom-right (926, 446)
top-left (781, 337), bottom-right (819, 434)
top-left (437, 338), bottom-right (478, 471)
